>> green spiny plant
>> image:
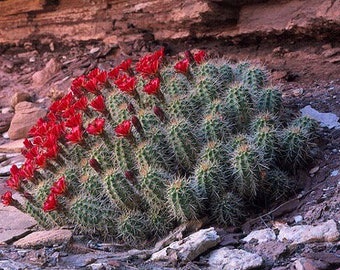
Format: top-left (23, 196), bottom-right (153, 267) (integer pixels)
top-left (1, 48), bottom-right (319, 246)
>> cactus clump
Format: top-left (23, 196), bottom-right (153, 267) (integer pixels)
top-left (1, 48), bottom-right (318, 245)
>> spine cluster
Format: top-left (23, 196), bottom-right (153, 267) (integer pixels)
top-left (1, 49), bottom-right (317, 245)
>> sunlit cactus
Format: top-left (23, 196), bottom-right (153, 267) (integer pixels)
top-left (1, 48), bottom-right (318, 246)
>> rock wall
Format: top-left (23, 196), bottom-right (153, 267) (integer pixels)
top-left (0, 0), bottom-right (339, 47)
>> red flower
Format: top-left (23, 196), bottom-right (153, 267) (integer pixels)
top-left (90, 95), bottom-right (106, 113)
top-left (1, 191), bottom-right (12, 206)
top-left (50, 177), bottom-right (66, 195)
top-left (87, 68), bottom-right (100, 79)
top-left (23, 138), bottom-right (33, 150)
top-left (65, 113), bottom-right (83, 128)
top-left (6, 175), bottom-right (20, 190)
top-left (96, 70), bottom-right (108, 85)
top-left (115, 120), bottom-right (132, 138)
top-left (20, 160), bottom-right (36, 180)
top-left (117, 59), bottom-right (132, 72)
top-left (45, 144), bottom-right (59, 160)
top-left (83, 78), bottom-right (99, 95)
top-left (71, 76), bottom-right (85, 97)
top-left (108, 67), bottom-right (120, 80)
top-left (143, 78), bottom-right (161, 95)
top-left (193, 50), bottom-right (206, 64)
top-left (86, 118), bottom-right (105, 135)
top-left (43, 193), bottom-right (58, 212)
top-left (174, 59), bottom-right (190, 74)
top-left (114, 74), bottom-right (137, 94)
top-left (73, 96), bottom-right (88, 111)
top-left (36, 154), bottom-right (47, 168)
top-left (65, 125), bottom-right (83, 144)
top-left (136, 48), bottom-right (164, 77)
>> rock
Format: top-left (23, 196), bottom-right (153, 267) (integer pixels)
top-left (32, 58), bottom-right (61, 86)
top-left (0, 164), bottom-right (12, 176)
top-left (1, 107), bottom-right (14, 114)
top-left (0, 229), bottom-right (31, 245)
top-left (292, 258), bottom-right (329, 270)
top-left (13, 229), bottom-right (73, 249)
top-left (242, 228), bottom-right (276, 244)
top-left (0, 204), bottom-right (37, 232)
top-left (208, 247), bottom-right (263, 270)
top-left (10, 91), bottom-right (31, 108)
top-left (278, 219), bottom-right (339, 245)
top-left (300, 105), bottom-right (340, 129)
top-left (331, 170), bottom-right (339, 177)
top-left (0, 260), bottom-right (31, 270)
top-left (0, 139), bottom-right (25, 153)
top-left (294, 215), bottom-right (303, 223)
top-left (244, 240), bottom-right (288, 263)
top-left (309, 166), bottom-right (319, 174)
top-left (0, 113), bottom-right (13, 133)
top-left (150, 227), bottom-right (220, 262)
top-left (8, 102), bottom-right (47, 140)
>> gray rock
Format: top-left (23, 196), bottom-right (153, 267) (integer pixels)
top-left (150, 227), bottom-right (220, 262)
top-left (208, 247), bottom-right (263, 270)
top-left (0, 259), bottom-right (35, 270)
top-left (0, 229), bottom-right (31, 244)
top-left (300, 105), bottom-right (340, 129)
top-left (0, 204), bottom-right (37, 231)
top-left (278, 219), bottom-right (339, 245)
top-left (13, 229), bottom-right (73, 248)
top-left (242, 228), bottom-right (276, 244)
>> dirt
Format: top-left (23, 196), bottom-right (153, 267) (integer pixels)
top-left (0, 35), bottom-right (339, 269)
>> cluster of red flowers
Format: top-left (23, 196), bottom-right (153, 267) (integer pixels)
top-left (1, 48), bottom-right (207, 213)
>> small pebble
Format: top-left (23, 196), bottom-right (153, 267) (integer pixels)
top-left (330, 170), bottom-right (339, 177)
top-left (309, 166), bottom-right (319, 174)
top-left (294, 215), bottom-right (303, 223)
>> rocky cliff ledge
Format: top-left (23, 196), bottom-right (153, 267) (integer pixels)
top-left (0, 0), bottom-right (339, 50)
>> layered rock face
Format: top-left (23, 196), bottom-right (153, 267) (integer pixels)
top-left (0, 0), bottom-right (339, 47)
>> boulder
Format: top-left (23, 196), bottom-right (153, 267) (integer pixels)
top-left (32, 58), bottom-right (61, 86)
top-left (0, 113), bottom-right (13, 133)
top-left (10, 91), bottom-right (31, 108)
top-left (7, 101), bottom-right (46, 140)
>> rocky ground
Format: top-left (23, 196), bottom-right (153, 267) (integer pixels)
top-left (0, 36), bottom-right (339, 269)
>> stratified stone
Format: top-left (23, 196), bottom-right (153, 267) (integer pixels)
top-left (10, 92), bottom-right (32, 108)
top-left (8, 102), bottom-right (46, 140)
top-left (32, 58), bottom-right (61, 86)
top-left (0, 139), bottom-right (25, 153)
top-left (13, 229), bottom-right (73, 248)
top-left (278, 219), bottom-right (339, 245)
top-left (150, 227), bottom-right (220, 262)
top-left (208, 247), bottom-right (263, 270)
top-left (0, 229), bottom-right (31, 245)
top-left (0, 204), bottom-right (37, 231)
top-left (0, 113), bottom-right (13, 133)
top-left (242, 228), bottom-right (276, 244)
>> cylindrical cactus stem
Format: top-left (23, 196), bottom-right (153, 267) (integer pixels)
top-left (279, 125), bottom-right (313, 168)
top-left (234, 61), bottom-right (251, 80)
top-left (250, 112), bottom-right (277, 132)
top-left (263, 168), bottom-right (293, 201)
top-left (147, 209), bottom-right (174, 238)
top-left (224, 84), bottom-right (252, 131)
top-left (167, 177), bottom-right (203, 222)
top-left (167, 118), bottom-right (200, 173)
top-left (90, 142), bottom-right (115, 171)
top-left (219, 63), bottom-right (234, 90)
top-left (164, 74), bottom-right (191, 97)
top-left (252, 126), bottom-right (278, 163)
top-left (139, 165), bottom-right (171, 208)
top-left (106, 91), bottom-right (129, 122)
top-left (194, 161), bottom-right (223, 201)
top-left (210, 192), bottom-right (245, 226)
top-left (256, 87), bottom-right (282, 114)
top-left (167, 95), bottom-right (190, 120)
top-left (193, 62), bottom-right (219, 81)
top-left (70, 196), bottom-right (118, 238)
top-left (200, 112), bottom-right (231, 142)
top-left (242, 65), bottom-right (267, 94)
top-left (229, 143), bottom-right (265, 198)
top-left (80, 174), bottom-right (105, 198)
top-left (103, 169), bottom-right (142, 211)
top-left (199, 140), bottom-right (229, 174)
top-left (25, 201), bottom-right (57, 228)
top-left (113, 138), bottom-right (136, 174)
top-left (117, 211), bottom-right (151, 246)
top-left (292, 115), bottom-right (318, 134)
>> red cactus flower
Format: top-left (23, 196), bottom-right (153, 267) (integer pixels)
top-left (23, 138), bottom-right (33, 150)
top-left (83, 78), bottom-right (100, 95)
top-left (73, 96), bottom-right (88, 111)
top-left (193, 50), bottom-right (206, 64)
top-left (45, 144), bottom-right (59, 160)
top-left (143, 78), bottom-right (161, 95)
top-left (108, 67), bottom-right (120, 80)
top-left (20, 160), bottom-right (37, 180)
top-left (65, 125), bottom-right (83, 144)
top-left (70, 76), bottom-right (86, 97)
top-left (136, 48), bottom-right (164, 77)
top-left (6, 176), bottom-right (20, 190)
top-left (90, 95), bottom-right (107, 113)
top-left (87, 68), bottom-right (100, 79)
top-left (50, 177), bottom-right (66, 195)
top-left (114, 74), bottom-right (137, 94)
top-left (36, 154), bottom-right (47, 168)
top-left (65, 113), bottom-right (83, 128)
top-left (174, 59), bottom-right (190, 74)
top-left (96, 70), bottom-right (108, 85)
top-left (86, 118), bottom-right (105, 135)
top-left (117, 59), bottom-right (132, 72)
top-left (89, 158), bottom-right (102, 173)
top-left (1, 191), bottom-right (13, 206)
top-left (43, 193), bottom-right (58, 212)
top-left (115, 120), bottom-right (132, 138)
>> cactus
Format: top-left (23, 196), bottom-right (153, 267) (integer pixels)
top-left (1, 49), bottom-right (318, 246)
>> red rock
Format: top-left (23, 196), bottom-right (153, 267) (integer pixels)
top-left (7, 102), bottom-right (47, 140)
